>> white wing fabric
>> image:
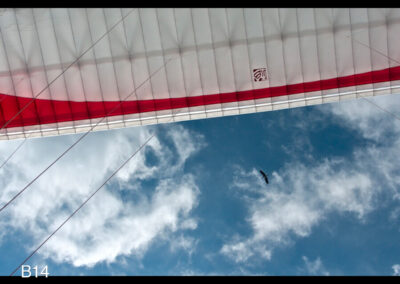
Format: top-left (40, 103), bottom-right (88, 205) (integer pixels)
top-left (0, 8), bottom-right (399, 140)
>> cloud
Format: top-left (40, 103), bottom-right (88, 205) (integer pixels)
top-left (327, 94), bottom-right (400, 142)
top-left (393, 264), bottom-right (400, 276)
top-left (222, 161), bottom-right (375, 263)
top-left (221, 238), bottom-right (265, 263)
top-left (169, 234), bottom-right (198, 258)
top-left (0, 124), bottom-right (204, 268)
top-left (302, 256), bottom-right (329, 276)
top-left (221, 94), bottom-right (400, 264)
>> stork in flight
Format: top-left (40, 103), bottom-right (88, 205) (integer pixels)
top-left (259, 170), bottom-right (269, 185)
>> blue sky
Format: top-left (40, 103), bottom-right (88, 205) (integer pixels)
top-left (0, 93), bottom-right (400, 276)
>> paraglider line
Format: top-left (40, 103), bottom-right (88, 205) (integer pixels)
top-left (360, 95), bottom-right (400, 121)
top-left (9, 130), bottom-right (156, 276)
top-left (0, 56), bottom-right (175, 214)
top-left (0, 8), bottom-right (137, 132)
top-left (0, 133), bottom-right (30, 171)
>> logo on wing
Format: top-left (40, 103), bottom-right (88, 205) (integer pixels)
top-left (253, 68), bottom-right (268, 82)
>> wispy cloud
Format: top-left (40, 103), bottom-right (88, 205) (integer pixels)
top-left (393, 264), bottom-right (400, 276)
top-left (221, 94), bottom-right (400, 264)
top-left (0, 125), bottom-right (204, 268)
top-left (169, 234), bottom-right (199, 258)
top-left (301, 256), bottom-right (329, 276)
top-left (222, 160), bottom-right (375, 263)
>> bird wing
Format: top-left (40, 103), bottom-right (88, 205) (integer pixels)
top-left (259, 170), bottom-right (269, 184)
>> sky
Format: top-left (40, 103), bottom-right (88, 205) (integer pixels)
top-left (0, 93), bottom-right (400, 276)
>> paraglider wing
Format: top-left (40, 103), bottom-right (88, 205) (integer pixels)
top-left (0, 8), bottom-right (400, 140)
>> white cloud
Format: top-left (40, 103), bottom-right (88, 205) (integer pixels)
top-left (222, 160), bottom-right (376, 263)
top-left (0, 124), bottom-right (203, 268)
top-left (221, 93), bottom-right (400, 264)
top-left (302, 256), bottom-right (329, 276)
top-left (169, 234), bottom-right (198, 257)
top-left (393, 264), bottom-right (400, 276)
top-left (327, 94), bottom-right (400, 141)
top-left (328, 94), bottom-right (400, 195)
top-left (221, 239), bottom-right (261, 263)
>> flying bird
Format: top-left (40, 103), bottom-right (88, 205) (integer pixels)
top-left (259, 170), bottom-right (269, 185)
